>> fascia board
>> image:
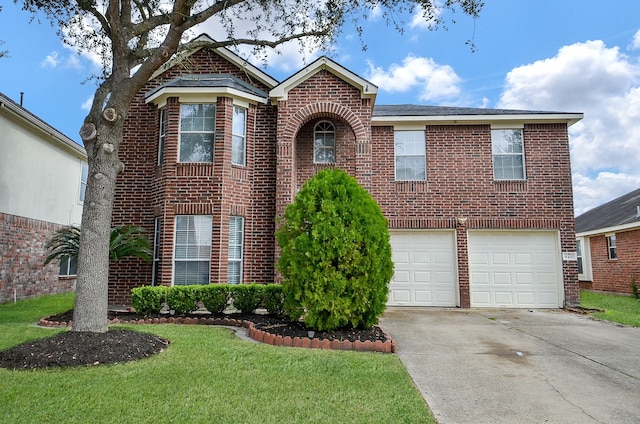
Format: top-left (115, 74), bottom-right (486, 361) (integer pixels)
top-left (145, 86), bottom-right (268, 108)
top-left (270, 57), bottom-right (378, 102)
top-left (0, 99), bottom-right (86, 159)
top-left (371, 113), bottom-right (584, 127)
top-left (576, 221), bottom-right (640, 238)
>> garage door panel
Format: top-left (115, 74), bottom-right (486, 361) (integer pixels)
top-left (389, 231), bottom-right (457, 307)
top-left (469, 231), bottom-right (562, 308)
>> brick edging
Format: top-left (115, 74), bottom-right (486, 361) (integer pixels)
top-left (38, 316), bottom-right (397, 354)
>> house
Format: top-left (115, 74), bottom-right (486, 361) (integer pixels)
top-left (0, 92), bottom-right (87, 303)
top-left (575, 188), bottom-right (640, 294)
top-left (110, 34), bottom-right (583, 309)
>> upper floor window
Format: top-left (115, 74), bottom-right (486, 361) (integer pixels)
top-left (228, 216), bottom-right (244, 285)
top-left (607, 234), bottom-right (617, 260)
top-left (232, 106), bottom-right (247, 166)
top-left (158, 108), bottom-right (166, 165)
top-left (79, 162), bottom-right (88, 203)
top-left (395, 130), bottom-right (426, 181)
top-left (492, 129), bottom-right (525, 180)
top-left (174, 215), bottom-right (212, 285)
top-left (314, 121), bottom-right (336, 163)
top-left (179, 104), bottom-right (215, 162)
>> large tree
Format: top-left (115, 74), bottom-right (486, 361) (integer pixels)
top-left (17, 0), bottom-right (482, 333)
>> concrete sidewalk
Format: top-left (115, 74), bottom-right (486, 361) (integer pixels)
top-left (380, 308), bottom-right (640, 424)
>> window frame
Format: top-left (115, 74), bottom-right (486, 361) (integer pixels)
top-left (178, 103), bottom-right (216, 163)
top-left (492, 128), bottom-right (526, 181)
top-left (59, 255), bottom-right (77, 277)
top-left (173, 215), bottom-right (212, 286)
top-left (227, 216), bottom-right (245, 285)
top-left (394, 130), bottom-right (426, 181)
top-left (158, 108), bottom-right (167, 165)
top-left (232, 105), bottom-right (247, 166)
top-left (606, 234), bottom-right (617, 260)
top-left (152, 217), bottom-right (161, 286)
top-left (313, 121), bottom-right (336, 164)
top-left (79, 162), bottom-right (88, 203)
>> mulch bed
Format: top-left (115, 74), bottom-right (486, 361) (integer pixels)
top-left (0, 310), bottom-right (391, 370)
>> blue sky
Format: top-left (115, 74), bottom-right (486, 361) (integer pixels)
top-left (1, 1), bottom-right (640, 215)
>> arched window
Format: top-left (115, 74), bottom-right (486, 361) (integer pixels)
top-left (314, 121), bottom-right (335, 163)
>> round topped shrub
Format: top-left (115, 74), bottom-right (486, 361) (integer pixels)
top-left (276, 168), bottom-right (393, 331)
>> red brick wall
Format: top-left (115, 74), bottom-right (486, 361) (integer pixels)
top-left (370, 123), bottom-right (578, 306)
top-left (110, 49), bottom-right (277, 305)
top-left (0, 212), bottom-right (75, 303)
top-left (588, 230), bottom-right (640, 294)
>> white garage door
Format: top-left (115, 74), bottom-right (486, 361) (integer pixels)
top-left (388, 231), bottom-right (457, 306)
top-left (468, 231), bottom-right (562, 308)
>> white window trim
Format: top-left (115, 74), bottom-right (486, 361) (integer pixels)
top-left (158, 108), bottom-right (166, 165)
top-left (228, 216), bottom-right (245, 285)
top-left (173, 215), bottom-right (212, 286)
top-left (313, 121), bottom-right (336, 164)
top-left (232, 105), bottom-right (247, 166)
top-left (394, 130), bottom-right (426, 181)
top-left (606, 233), bottom-right (617, 260)
top-left (492, 128), bottom-right (526, 181)
top-left (152, 217), bottom-right (161, 286)
top-left (178, 103), bottom-right (216, 163)
top-left (576, 237), bottom-right (592, 281)
top-left (79, 161), bottom-right (88, 204)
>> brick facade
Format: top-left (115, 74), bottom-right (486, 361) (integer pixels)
top-left (587, 229), bottom-right (640, 294)
top-left (110, 46), bottom-right (579, 307)
top-left (0, 212), bottom-right (75, 303)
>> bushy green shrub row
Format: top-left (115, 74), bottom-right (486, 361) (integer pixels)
top-left (131, 284), bottom-right (284, 316)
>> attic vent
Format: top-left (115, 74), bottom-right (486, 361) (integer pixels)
top-left (637, 206), bottom-right (640, 217)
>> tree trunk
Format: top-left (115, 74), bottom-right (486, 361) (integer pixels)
top-left (72, 119), bottom-right (124, 333)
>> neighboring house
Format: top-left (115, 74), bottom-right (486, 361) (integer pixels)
top-left (110, 34), bottom-right (583, 309)
top-left (575, 188), bottom-right (640, 294)
top-left (0, 92), bottom-right (87, 303)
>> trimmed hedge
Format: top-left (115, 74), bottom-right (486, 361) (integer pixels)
top-left (130, 284), bottom-right (284, 316)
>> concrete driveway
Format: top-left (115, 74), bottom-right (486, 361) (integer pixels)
top-left (380, 308), bottom-right (640, 424)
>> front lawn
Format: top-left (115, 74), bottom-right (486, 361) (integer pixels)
top-left (0, 294), bottom-right (434, 423)
top-left (580, 290), bottom-right (640, 327)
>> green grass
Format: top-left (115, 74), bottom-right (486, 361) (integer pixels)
top-left (580, 290), bottom-right (640, 327)
top-left (0, 294), bottom-right (434, 424)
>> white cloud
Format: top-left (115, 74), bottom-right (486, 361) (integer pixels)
top-left (81, 95), bottom-right (93, 112)
top-left (366, 55), bottom-right (462, 102)
top-left (410, 5), bottom-right (441, 30)
top-left (497, 39), bottom-right (640, 215)
top-left (41, 51), bottom-right (59, 68)
top-left (631, 29), bottom-right (640, 50)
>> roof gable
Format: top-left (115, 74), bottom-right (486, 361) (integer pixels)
top-left (0, 92), bottom-right (86, 159)
top-left (575, 187), bottom-right (640, 234)
top-left (270, 56), bottom-right (377, 103)
top-left (150, 34), bottom-right (278, 89)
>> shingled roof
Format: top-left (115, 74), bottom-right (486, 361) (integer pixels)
top-left (575, 188), bottom-right (640, 234)
top-left (145, 74), bottom-right (268, 100)
top-left (372, 104), bottom-right (565, 116)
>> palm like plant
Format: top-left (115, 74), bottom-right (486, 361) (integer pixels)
top-left (45, 225), bottom-right (152, 266)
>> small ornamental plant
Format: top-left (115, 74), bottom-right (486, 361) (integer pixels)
top-left (276, 169), bottom-right (394, 331)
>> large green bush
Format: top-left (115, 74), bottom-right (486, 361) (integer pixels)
top-left (229, 284), bottom-right (265, 313)
top-left (276, 168), bottom-right (394, 331)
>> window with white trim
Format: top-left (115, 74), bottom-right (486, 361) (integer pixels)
top-left (158, 108), bottom-right (166, 165)
top-left (576, 239), bottom-right (584, 275)
top-left (607, 234), bottom-right (617, 260)
top-left (492, 129), bottom-right (525, 180)
top-left (179, 104), bottom-right (215, 162)
top-left (59, 256), bottom-right (77, 276)
top-left (232, 106), bottom-right (247, 166)
top-left (314, 121), bottom-right (336, 163)
top-left (152, 217), bottom-right (161, 285)
top-left (79, 162), bottom-right (88, 203)
top-left (228, 216), bottom-right (244, 285)
top-left (173, 215), bottom-right (212, 285)
top-left (394, 130), bottom-right (426, 181)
